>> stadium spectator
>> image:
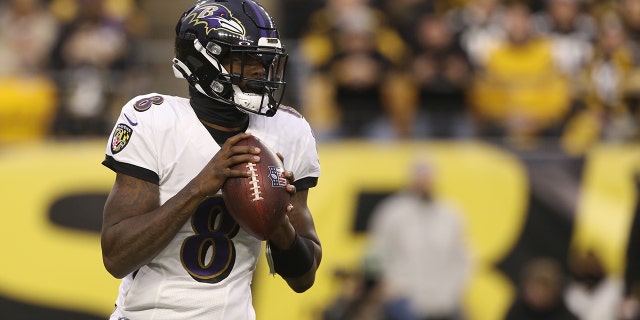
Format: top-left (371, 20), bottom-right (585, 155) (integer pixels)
top-left (408, 10), bottom-right (474, 138)
top-left (527, 0), bottom-right (601, 155)
top-left (564, 249), bottom-right (624, 320)
top-left (504, 257), bottom-right (578, 320)
top-left (298, 0), bottom-right (414, 140)
top-left (0, 0), bottom-right (59, 76)
top-left (0, 0), bottom-right (60, 142)
top-left (618, 0), bottom-right (640, 62)
top-left (366, 158), bottom-right (472, 320)
top-left (574, 12), bottom-right (637, 145)
top-left (369, 0), bottom-right (463, 46)
top-left (532, 0), bottom-right (596, 94)
top-left (49, 0), bottom-right (132, 137)
top-left (447, 0), bottom-right (507, 69)
top-left (468, 2), bottom-right (571, 147)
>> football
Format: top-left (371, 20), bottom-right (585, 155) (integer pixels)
top-left (222, 135), bottom-right (290, 240)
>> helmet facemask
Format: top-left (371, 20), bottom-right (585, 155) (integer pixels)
top-left (219, 39), bottom-right (288, 116)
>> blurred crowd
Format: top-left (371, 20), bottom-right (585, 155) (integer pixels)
top-left (0, 0), bottom-right (148, 140)
top-left (284, 0), bottom-right (640, 155)
top-left (1, 0), bottom-right (640, 154)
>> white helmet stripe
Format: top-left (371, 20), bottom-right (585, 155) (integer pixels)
top-left (193, 38), bottom-right (230, 75)
top-left (172, 57), bottom-right (215, 99)
top-left (172, 58), bottom-right (190, 79)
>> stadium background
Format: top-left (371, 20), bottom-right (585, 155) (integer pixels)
top-left (1, 0), bottom-right (640, 319)
top-left (1, 140), bottom-right (639, 319)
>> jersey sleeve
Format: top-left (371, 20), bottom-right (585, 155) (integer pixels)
top-left (102, 94), bottom-right (161, 184)
top-left (285, 116), bottom-right (321, 190)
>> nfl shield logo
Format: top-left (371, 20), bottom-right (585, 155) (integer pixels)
top-left (268, 166), bottom-right (287, 187)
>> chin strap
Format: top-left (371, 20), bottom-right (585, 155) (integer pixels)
top-left (231, 85), bottom-right (273, 115)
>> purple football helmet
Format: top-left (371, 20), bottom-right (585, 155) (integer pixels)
top-left (173, 0), bottom-right (287, 116)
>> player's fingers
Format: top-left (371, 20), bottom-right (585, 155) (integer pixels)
top-left (276, 152), bottom-right (285, 162)
top-left (286, 184), bottom-right (296, 195)
top-left (229, 145), bottom-right (260, 156)
top-left (227, 154), bottom-right (260, 168)
top-left (284, 170), bottom-right (295, 182)
top-left (226, 168), bottom-right (254, 178)
top-left (225, 132), bottom-right (252, 147)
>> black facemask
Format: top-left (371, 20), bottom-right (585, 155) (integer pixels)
top-left (189, 87), bottom-right (249, 128)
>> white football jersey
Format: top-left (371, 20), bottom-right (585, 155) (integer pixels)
top-left (103, 93), bottom-right (320, 320)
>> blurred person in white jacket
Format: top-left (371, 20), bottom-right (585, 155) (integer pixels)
top-left (564, 250), bottom-right (624, 320)
top-left (366, 158), bottom-right (473, 320)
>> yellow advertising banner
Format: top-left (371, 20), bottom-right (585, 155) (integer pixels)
top-left (0, 140), bottom-right (637, 320)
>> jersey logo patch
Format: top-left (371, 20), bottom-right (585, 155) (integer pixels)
top-left (111, 123), bottom-right (133, 154)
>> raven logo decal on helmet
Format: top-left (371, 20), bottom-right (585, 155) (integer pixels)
top-left (184, 5), bottom-right (245, 37)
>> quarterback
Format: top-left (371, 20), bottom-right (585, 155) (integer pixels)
top-left (100, 0), bottom-right (322, 319)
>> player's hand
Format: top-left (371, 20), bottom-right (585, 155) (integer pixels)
top-left (195, 132), bottom-right (260, 197)
top-left (267, 152), bottom-right (297, 247)
top-left (277, 152), bottom-right (297, 199)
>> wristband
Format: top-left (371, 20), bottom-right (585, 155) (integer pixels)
top-left (266, 233), bottom-right (315, 278)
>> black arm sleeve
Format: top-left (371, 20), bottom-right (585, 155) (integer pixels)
top-left (269, 233), bottom-right (315, 278)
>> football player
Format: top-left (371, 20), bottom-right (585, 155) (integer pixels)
top-left (100, 0), bottom-right (322, 319)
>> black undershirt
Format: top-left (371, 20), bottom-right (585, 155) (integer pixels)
top-left (189, 88), bottom-right (249, 129)
top-left (202, 120), bottom-right (248, 146)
